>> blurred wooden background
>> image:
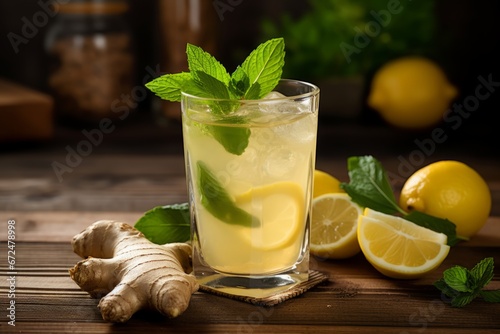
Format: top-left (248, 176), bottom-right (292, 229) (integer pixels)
top-left (0, 0), bottom-right (499, 154)
top-left (0, 0), bottom-right (499, 220)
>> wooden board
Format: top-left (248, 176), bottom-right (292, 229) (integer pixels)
top-left (0, 115), bottom-right (499, 332)
top-left (0, 240), bottom-right (498, 333)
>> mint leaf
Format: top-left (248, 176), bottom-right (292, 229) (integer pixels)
top-left (145, 72), bottom-right (191, 102)
top-left (183, 71), bottom-right (248, 155)
top-left (341, 155), bottom-right (404, 215)
top-left (434, 278), bottom-right (460, 299)
top-left (187, 43), bottom-right (230, 85)
top-left (240, 37), bottom-right (285, 99)
top-left (207, 116), bottom-right (250, 156)
top-left (188, 71), bottom-right (239, 116)
top-left (134, 203), bottom-right (190, 244)
top-left (229, 66), bottom-right (250, 98)
top-left (405, 211), bottom-right (459, 246)
top-left (182, 76), bottom-right (238, 112)
top-left (195, 71), bottom-right (245, 116)
top-left (181, 78), bottom-right (209, 98)
top-left (443, 266), bottom-right (473, 292)
top-left (435, 257), bottom-right (500, 307)
top-left (480, 290), bottom-right (500, 303)
top-left (192, 71), bottom-right (231, 101)
top-left (245, 82), bottom-right (261, 100)
top-left (197, 161), bottom-right (258, 227)
top-left (470, 257), bottom-right (494, 288)
top-left (451, 293), bottom-right (477, 307)
top-left (435, 277), bottom-right (477, 308)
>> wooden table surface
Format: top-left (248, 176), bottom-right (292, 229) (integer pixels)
top-left (0, 115), bottom-right (499, 333)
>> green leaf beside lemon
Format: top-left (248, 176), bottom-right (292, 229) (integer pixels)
top-left (341, 155), bottom-right (460, 246)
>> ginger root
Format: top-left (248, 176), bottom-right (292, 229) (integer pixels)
top-left (69, 220), bottom-right (199, 322)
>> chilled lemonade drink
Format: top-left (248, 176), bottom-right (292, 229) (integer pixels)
top-left (145, 37), bottom-right (319, 294)
top-left (183, 86), bottom-right (318, 275)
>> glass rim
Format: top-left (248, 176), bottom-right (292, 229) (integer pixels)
top-left (181, 78), bottom-right (320, 103)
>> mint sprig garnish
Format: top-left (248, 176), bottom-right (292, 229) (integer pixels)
top-left (145, 38), bottom-right (286, 155)
top-left (435, 257), bottom-right (500, 307)
top-left (341, 155), bottom-right (461, 246)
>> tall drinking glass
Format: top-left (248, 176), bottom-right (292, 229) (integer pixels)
top-left (182, 79), bottom-right (319, 298)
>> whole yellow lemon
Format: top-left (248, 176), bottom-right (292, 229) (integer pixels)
top-left (368, 56), bottom-right (458, 129)
top-left (399, 161), bottom-right (491, 239)
top-left (313, 169), bottom-right (344, 198)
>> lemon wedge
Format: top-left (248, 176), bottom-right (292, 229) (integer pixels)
top-left (358, 208), bottom-right (450, 279)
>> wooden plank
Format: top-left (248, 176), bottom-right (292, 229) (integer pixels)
top-left (2, 290), bottom-right (499, 330)
top-left (0, 211), bottom-right (143, 242)
top-left (0, 154), bottom-right (188, 212)
top-left (3, 323), bottom-right (498, 334)
top-left (0, 242), bottom-right (499, 331)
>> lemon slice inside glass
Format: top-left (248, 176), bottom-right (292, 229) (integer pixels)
top-left (310, 193), bottom-right (363, 259)
top-left (235, 181), bottom-right (304, 250)
top-left (358, 209), bottom-right (450, 279)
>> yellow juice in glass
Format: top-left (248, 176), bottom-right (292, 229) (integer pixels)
top-left (182, 79), bottom-right (319, 295)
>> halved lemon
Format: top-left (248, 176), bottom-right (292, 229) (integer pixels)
top-left (358, 208), bottom-right (450, 279)
top-left (313, 169), bottom-right (345, 198)
top-left (310, 193), bottom-right (363, 259)
top-left (235, 181), bottom-right (304, 250)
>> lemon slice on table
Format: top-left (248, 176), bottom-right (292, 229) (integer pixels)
top-left (358, 208), bottom-right (450, 279)
top-left (310, 193), bottom-right (363, 259)
top-left (235, 182), bottom-right (304, 250)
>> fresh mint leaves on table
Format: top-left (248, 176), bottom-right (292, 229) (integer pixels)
top-left (134, 203), bottom-right (191, 244)
top-left (434, 257), bottom-right (500, 307)
top-left (145, 38), bottom-right (285, 155)
top-left (341, 155), bottom-right (460, 246)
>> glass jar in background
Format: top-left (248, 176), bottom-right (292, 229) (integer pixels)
top-left (157, 0), bottom-right (217, 122)
top-left (45, 0), bottom-right (135, 124)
